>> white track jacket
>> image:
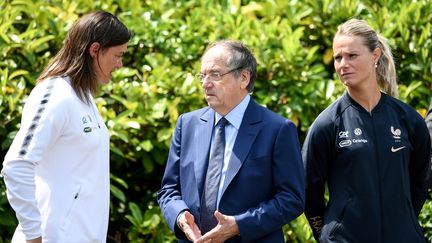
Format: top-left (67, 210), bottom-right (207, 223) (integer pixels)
top-left (2, 76), bottom-right (110, 242)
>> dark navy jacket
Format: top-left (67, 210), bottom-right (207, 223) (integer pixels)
top-left (303, 93), bottom-right (430, 243)
top-left (158, 99), bottom-right (305, 242)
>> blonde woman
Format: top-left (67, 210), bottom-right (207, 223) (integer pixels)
top-left (303, 19), bottom-right (430, 242)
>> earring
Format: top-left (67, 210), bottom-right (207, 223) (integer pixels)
top-left (374, 62), bottom-right (378, 68)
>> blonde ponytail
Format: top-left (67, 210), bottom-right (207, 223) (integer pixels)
top-left (376, 35), bottom-right (398, 97)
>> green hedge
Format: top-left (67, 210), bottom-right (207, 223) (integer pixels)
top-left (0, 0), bottom-right (431, 242)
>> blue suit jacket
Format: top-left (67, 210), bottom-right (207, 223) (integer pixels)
top-left (157, 99), bottom-right (305, 242)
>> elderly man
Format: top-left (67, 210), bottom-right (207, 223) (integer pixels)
top-left (157, 40), bottom-right (305, 242)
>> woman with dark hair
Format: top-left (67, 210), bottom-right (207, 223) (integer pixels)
top-left (303, 18), bottom-right (430, 242)
top-left (2, 11), bottom-right (131, 243)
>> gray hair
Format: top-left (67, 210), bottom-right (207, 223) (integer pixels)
top-left (204, 40), bottom-right (257, 92)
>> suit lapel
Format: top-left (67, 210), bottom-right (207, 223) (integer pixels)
top-left (194, 108), bottom-right (215, 197)
top-left (220, 99), bottom-right (262, 197)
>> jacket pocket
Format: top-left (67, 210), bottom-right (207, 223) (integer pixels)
top-left (61, 184), bottom-right (81, 231)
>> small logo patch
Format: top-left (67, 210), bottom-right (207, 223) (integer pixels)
top-left (339, 131), bottom-right (349, 138)
top-left (391, 146), bottom-right (406, 152)
top-left (354, 128), bottom-right (362, 136)
top-left (339, 140), bottom-right (352, 147)
top-left (391, 126), bottom-right (401, 139)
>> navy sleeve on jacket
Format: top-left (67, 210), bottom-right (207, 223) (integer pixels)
top-left (408, 113), bottom-right (431, 215)
top-left (302, 114), bottom-right (334, 240)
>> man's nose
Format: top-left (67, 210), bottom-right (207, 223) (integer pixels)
top-left (201, 77), bottom-right (213, 88)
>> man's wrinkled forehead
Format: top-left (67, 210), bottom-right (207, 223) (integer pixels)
top-left (201, 45), bottom-right (229, 70)
top-left (202, 44), bottom-right (230, 60)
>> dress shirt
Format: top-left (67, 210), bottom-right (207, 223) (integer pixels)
top-left (213, 94), bottom-right (250, 208)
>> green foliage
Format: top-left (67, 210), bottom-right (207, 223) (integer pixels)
top-left (125, 200), bottom-right (176, 242)
top-left (0, 181), bottom-right (17, 242)
top-left (420, 192), bottom-right (432, 242)
top-left (0, 0), bottom-right (431, 242)
top-left (284, 214), bottom-right (315, 243)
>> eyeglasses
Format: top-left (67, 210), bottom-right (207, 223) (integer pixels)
top-left (197, 66), bottom-right (244, 83)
